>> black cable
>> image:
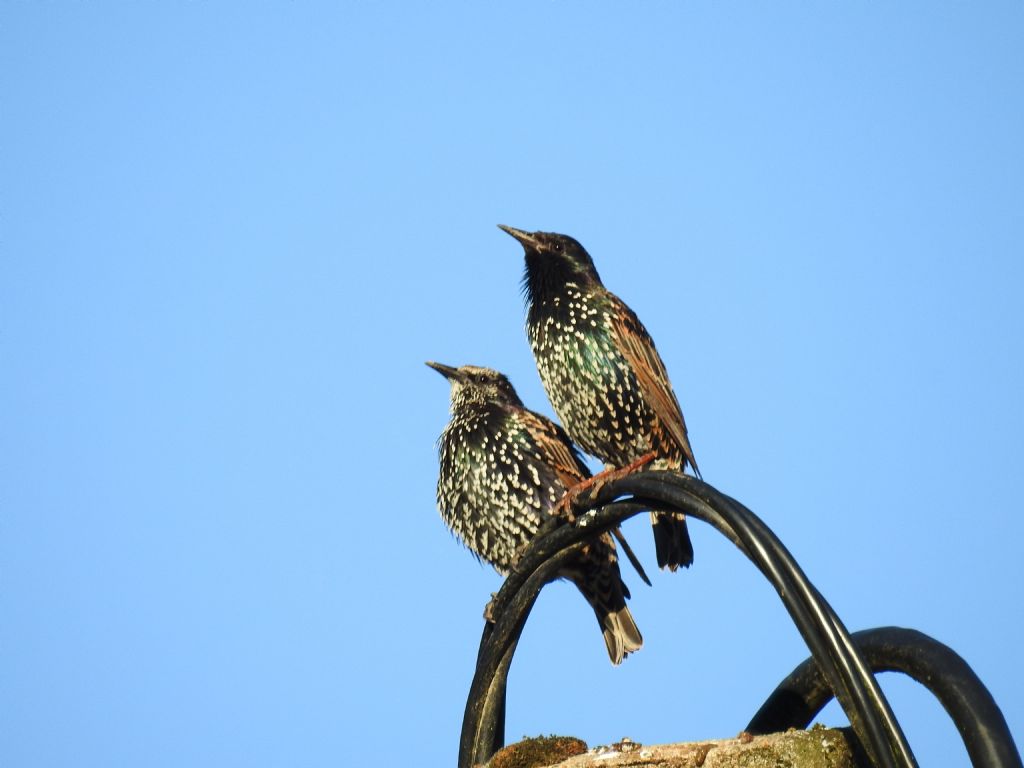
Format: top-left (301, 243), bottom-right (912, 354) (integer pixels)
top-left (591, 473), bottom-right (915, 768)
top-left (458, 504), bottom-right (646, 768)
top-left (748, 626), bottom-right (1022, 768)
top-left (459, 471), bottom-right (946, 768)
top-left (459, 473), bottom-right (912, 767)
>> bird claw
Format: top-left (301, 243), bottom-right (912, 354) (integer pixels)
top-left (483, 592), bottom-right (499, 623)
top-left (509, 540), bottom-right (534, 572)
top-left (552, 489), bottom-right (581, 523)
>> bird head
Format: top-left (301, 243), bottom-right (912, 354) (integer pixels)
top-left (498, 225), bottom-right (602, 304)
top-left (426, 362), bottom-right (524, 411)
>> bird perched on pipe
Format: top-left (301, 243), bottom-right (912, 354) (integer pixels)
top-left (500, 225), bottom-right (701, 571)
top-left (428, 361), bottom-right (643, 664)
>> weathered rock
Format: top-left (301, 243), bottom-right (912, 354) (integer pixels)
top-left (487, 727), bottom-right (858, 768)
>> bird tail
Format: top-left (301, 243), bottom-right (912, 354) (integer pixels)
top-left (651, 510), bottom-right (694, 571)
top-left (564, 534), bottom-right (643, 665)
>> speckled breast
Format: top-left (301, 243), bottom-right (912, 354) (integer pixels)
top-left (528, 290), bottom-right (675, 468)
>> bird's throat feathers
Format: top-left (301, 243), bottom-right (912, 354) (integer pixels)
top-left (522, 249), bottom-right (602, 311)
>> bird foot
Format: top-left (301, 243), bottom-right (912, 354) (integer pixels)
top-left (552, 488), bottom-right (581, 523)
top-left (483, 592), bottom-right (499, 623)
top-left (553, 452), bottom-right (658, 520)
top-left (509, 540), bottom-right (533, 573)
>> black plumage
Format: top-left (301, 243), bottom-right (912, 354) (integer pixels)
top-left (427, 361), bottom-right (642, 664)
top-left (500, 225), bottom-right (700, 571)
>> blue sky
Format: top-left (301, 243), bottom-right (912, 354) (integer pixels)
top-left (2, 3), bottom-right (1022, 766)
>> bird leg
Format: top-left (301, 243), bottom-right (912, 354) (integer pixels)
top-left (553, 451), bottom-right (657, 521)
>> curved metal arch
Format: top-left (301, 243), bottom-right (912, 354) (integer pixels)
top-left (459, 471), bottom-right (920, 768)
top-left (748, 626), bottom-right (1022, 768)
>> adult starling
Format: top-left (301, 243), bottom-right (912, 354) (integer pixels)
top-left (427, 361), bottom-right (643, 664)
top-left (500, 225), bottom-right (701, 572)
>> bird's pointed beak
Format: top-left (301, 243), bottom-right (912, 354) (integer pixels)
top-left (498, 224), bottom-right (541, 249)
top-left (426, 361), bottom-right (460, 380)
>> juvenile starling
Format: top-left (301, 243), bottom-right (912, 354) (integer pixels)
top-left (427, 361), bottom-right (643, 664)
top-left (500, 225), bottom-right (701, 571)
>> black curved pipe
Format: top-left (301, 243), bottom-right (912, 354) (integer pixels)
top-left (460, 472), bottom-right (926, 768)
top-left (748, 626), bottom-right (1022, 768)
top-left (459, 509), bottom-right (631, 766)
top-left (601, 474), bottom-right (915, 768)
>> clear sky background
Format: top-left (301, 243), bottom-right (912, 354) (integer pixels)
top-left (2, 3), bottom-right (1022, 766)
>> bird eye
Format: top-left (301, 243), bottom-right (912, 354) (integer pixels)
top-left (552, 242), bottom-right (563, 253)
top-left (477, 374), bottom-right (488, 383)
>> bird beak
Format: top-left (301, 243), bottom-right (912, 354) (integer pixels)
top-left (498, 224), bottom-right (542, 249)
top-left (426, 361), bottom-right (460, 380)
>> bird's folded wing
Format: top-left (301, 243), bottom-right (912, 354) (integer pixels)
top-left (516, 407), bottom-right (591, 488)
top-left (611, 307), bottom-right (701, 479)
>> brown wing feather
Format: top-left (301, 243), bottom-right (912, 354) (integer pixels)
top-left (517, 406), bottom-right (654, 584)
top-left (611, 304), bottom-right (701, 478)
top-left (515, 408), bottom-right (590, 489)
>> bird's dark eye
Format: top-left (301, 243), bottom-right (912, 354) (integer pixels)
top-left (552, 242), bottom-right (563, 253)
top-left (477, 374), bottom-right (488, 383)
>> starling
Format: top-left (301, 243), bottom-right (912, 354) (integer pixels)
top-left (427, 361), bottom-right (643, 664)
top-left (500, 225), bottom-right (700, 571)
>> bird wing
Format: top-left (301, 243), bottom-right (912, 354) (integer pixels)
top-left (515, 407), bottom-right (591, 489)
top-left (516, 405), bottom-right (653, 586)
top-left (610, 301), bottom-right (701, 478)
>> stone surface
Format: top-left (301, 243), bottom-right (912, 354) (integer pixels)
top-left (486, 727), bottom-right (858, 768)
